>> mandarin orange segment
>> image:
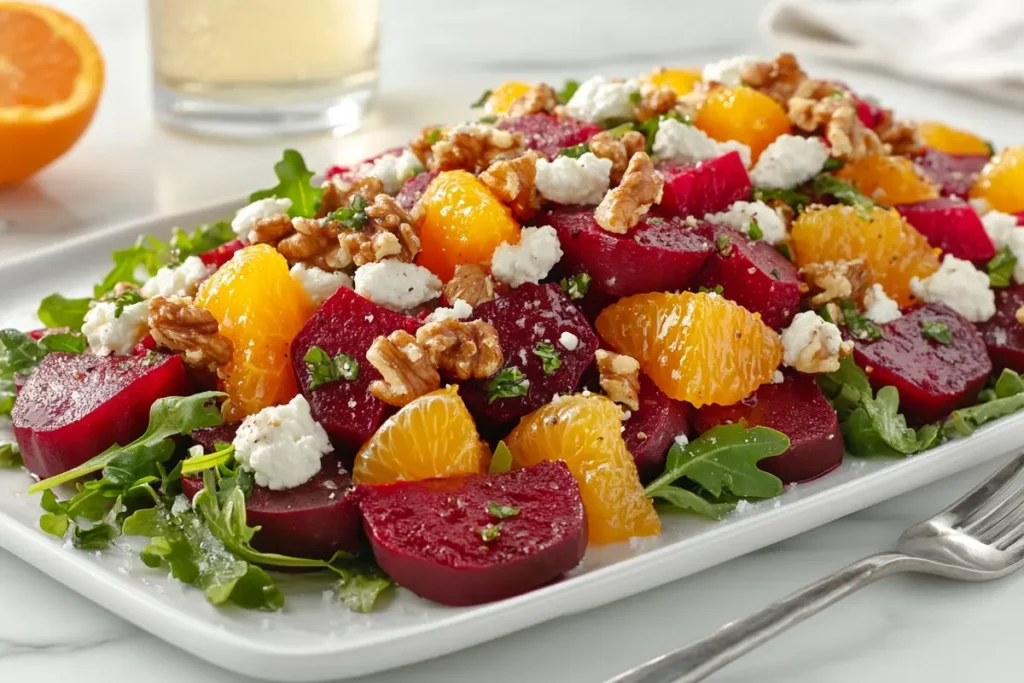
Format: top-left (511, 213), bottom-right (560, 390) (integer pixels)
top-left (970, 146), bottom-right (1024, 214)
top-left (416, 170), bottom-right (521, 281)
top-left (834, 154), bottom-right (939, 205)
top-left (484, 81), bottom-right (533, 116)
top-left (195, 244), bottom-right (315, 421)
top-left (595, 292), bottom-right (782, 408)
top-left (0, 2), bottom-right (105, 185)
top-left (645, 68), bottom-right (702, 96)
top-left (790, 205), bottom-right (940, 306)
top-left (918, 121), bottom-right (993, 157)
top-left (353, 386), bottom-right (490, 485)
top-left (505, 393), bottom-right (660, 544)
top-left (694, 86), bottom-right (791, 161)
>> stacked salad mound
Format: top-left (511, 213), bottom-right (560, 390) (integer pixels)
top-left (3, 52), bottom-right (1024, 611)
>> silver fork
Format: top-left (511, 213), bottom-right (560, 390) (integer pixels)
top-left (608, 452), bottom-right (1024, 683)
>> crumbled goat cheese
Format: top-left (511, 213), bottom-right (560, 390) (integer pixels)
top-left (702, 55), bottom-right (760, 86)
top-left (290, 264), bottom-right (352, 306)
top-left (910, 254), bottom-right (995, 323)
top-left (558, 331), bottom-right (580, 351)
top-left (781, 311), bottom-right (844, 369)
top-left (862, 283), bottom-right (902, 324)
top-left (141, 256), bottom-right (214, 299)
top-left (748, 135), bottom-right (830, 189)
top-left (82, 300), bottom-right (149, 356)
top-left (652, 118), bottom-right (752, 168)
top-left (534, 153), bottom-right (612, 205)
top-left (981, 211), bottom-right (1024, 283)
top-left (231, 197), bottom-right (292, 241)
top-left (970, 197), bottom-right (992, 215)
top-left (564, 76), bottom-right (639, 123)
top-left (704, 200), bottom-right (787, 245)
top-left (772, 369), bottom-right (785, 384)
top-left (354, 260), bottom-right (442, 311)
top-left (491, 225), bottom-right (563, 288)
top-left (232, 395), bottom-right (331, 491)
top-left (674, 433), bottom-right (689, 447)
top-left (358, 149), bottom-right (423, 195)
top-left (425, 298), bottom-right (474, 323)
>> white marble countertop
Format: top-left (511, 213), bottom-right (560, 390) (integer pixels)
top-left (3, 2), bottom-right (1024, 682)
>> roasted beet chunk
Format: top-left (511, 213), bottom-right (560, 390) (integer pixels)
top-left (695, 373), bottom-right (843, 484)
top-left (546, 208), bottom-right (713, 297)
top-left (13, 352), bottom-right (192, 480)
top-left (396, 170), bottom-right (439, 211)
top-left (978, 284), bottom-right (1024, 374)
top-left (853, 304), bottom-right (992, 425)
top-left (461, 284), bottom-right (599, 424)
top-left (896, 197), bottom-right (995, 264)
top-left (914, 149), bottom-right (990, 199)
top-left (290, 288), bottom-right (420, 454)
top-left (657, 152), bottom-right (752, 219)
top-left (624, 376), bottom-right (691, 484)
top-left (694, 224), bottom-right (801, 329)
top-left (199, 239), bottom-right (245, 269)
top-left (357, 460), bottom-right (587, 606)
top-left (498, 113), bottom-right (602, 159)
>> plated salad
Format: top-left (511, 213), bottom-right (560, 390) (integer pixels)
top-left (3, 52), bottom-right (1024, 613)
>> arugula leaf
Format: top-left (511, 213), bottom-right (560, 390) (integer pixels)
top-left (29, 391), bottom-right (225, 493)
top-left (837, 299), bottom-right (883, 340)
top-left (944, 369), bottom-right (1024, 437)
top-left (0, 329), bottom-right (46, 375)
top-left (812, 173), bottom-right (876, 215)
top-left (470, 89), bottom-right (492, 108)
top-left (558, 143), bottom-right (590, 159)
top-left (38, 332), bottom-right (86, 353)
top-left (72, 496), bottom-right (122, 550)
top-left (93, 236), bottom-right (169, 298)
top-left (532, 342), bottom-right (561, 375)
top-left (249, 149), bottom-right (323, 219)
top-left (559, 272), bottom-right (592, 300)
top-left (648, 485), bottom-right (737, 520)
top-left (334, 563), bottom-right (395, 613)
top-left (752, 187), bottom-right (811, 212)
top-left (921, 320), bottom-right (952, 345)
top-left (181, 443), bottom-right (236, 475)
top-left (478, 115), bottom-right (498, 124)
top-left (304, 346), bottom-right (360, 389)
top-left (0, 442), bottom-right (21, 468)
top-left (37, 294), bottom-right (92, 331)
top-left (489, 441), bottom-right (513, 474)
top-left (486, 367), bottom-right (529, 404)
top-left (822, 157), bottom-right (844, 171)
top-left (170, 221), bottom-right (234, 261)
top-left (987, 246), bottom-right (1017, 288)
top-left (556, 79), bottom-right (580, 104)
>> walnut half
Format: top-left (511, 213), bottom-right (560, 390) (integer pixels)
top-left (594, 152), bottom-right (664, 234)
top-left (595, 349), bottom-right (641, 411)
top-left (479, 152), bottom-right (540, 220)
top-left (148, 296), bottom-right (233, 373)
top-left (366, 330), bottom-right (441, 407)
top-left (341, 194), bottom-right (421, 266)
top-left (800, 260), bottom-right (870, 307)
top-left (443, 264), bottom-right (496, 308)
top-left (416, 318), bottom-right (503, 381)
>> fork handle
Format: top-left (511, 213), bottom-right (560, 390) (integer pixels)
top-left (607, 552), bottom-right (919, 683)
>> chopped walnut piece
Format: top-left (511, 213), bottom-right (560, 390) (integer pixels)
top-left (589, 130), bottom-right (647, 184)
top-left (800, 260), bottom-right (870, 307)
top-left (479, 152), bottom-right (540, 220)
top-left (788, 80), bottom-right (885, 161)
top-left (594, 152), bottom-right (664, 234)
top-left (318, 175), bottom-right (385, 217)
top-left (412, 124), bottom-right (525, 174)
top-left (341, 194), bottom-right (421, 267)
top-left (250, 214), bottom-right (352, 271)
top-left (740, 52), bottom-right (807, 106)
top-left (366, 330), bottom-right (441, 407)
top-left (633, 84), bottom-right (678, 123)
top-left (507, 83), bottom-right (558, 117)
top-left (443, 264), bottom-right (496, 307)
top-left (1017, 304), bottom-right (1024, 325)
top-left (874, 109), bottom-right (923, 157)
top-left (783, 314), bottom-right (855, 374)
top-left (415, 318), bottom-right (503, 381)
top-left (148, 296), bottom-right (233, 373)
top-left (595, 349), bottom-right (641, 411)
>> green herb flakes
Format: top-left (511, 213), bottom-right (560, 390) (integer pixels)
top-left (748, 219), bottom-right (763, 241)
top-left (478, 523), bottom-right (501, 542)
top-left (487, 501), bottom-right (520, 519)
top-left (987, 246), bottom-right (1017, 288)
top-left (486, 366), bottom-right (529, 404)
top-left (470, 89), bottom-right (493, 108)
top-left (113, 289), bottom-right (145, 318)
top-left (921, 320), bottom-right (953, 345)
top-left (533, 342), bottom-right (561, 375)
top-left (304, 346), bottom-right (360, 390)
top-left (559, 272), bottom-right (592, 300)
top-left (558, 143), bottom-right (590, 159)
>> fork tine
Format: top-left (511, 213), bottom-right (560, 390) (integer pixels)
top-left (960, 482), bottom-right (1024, 536)
top-left (948, 454), bottom-right (1024, 527)
top-left (976, 494), bottom-right (1024, 545)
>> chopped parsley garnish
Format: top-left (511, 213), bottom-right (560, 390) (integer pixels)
top-left (425, 128), bottom-right (442, 145)
top-left (328, 194), bottom-right (370, 229)
top-left (987, 246), bottom-right (1017, 288)
top-left (559, 272), bottom-right (592, 300)
top-left (470, 89), bottom-right (492, 109)
top-left (715, 234), bottom-right (731, 253)
top-left (748, 219), bottom-right (763, 241)
top-left (478, 115), bottom-right (498, 124)
top-left (698, 285), bottom-right (724, 295)
top-left (533, 342), bottom-right (561, 375)
top-left (921, 320), bottom-right (953, 345)
top-left (113, 289), bottom-right (145, 318)
top-left (752, 187), bottom-right (811, 212)
top-left (556, 79), bottom-right (580, 104)
top-left (488, 441), bottom-right (513, 474)
top-left (478, 523), bottom-right (501, 542)
top-left (304, 346), bottom-right (360, 389)
top-left (822, 157), bottom-right (844, 171)
top-left (812, 173), bottom-right (875, 215)
top-left (838, 299), bottom-right (883, 340)
top-left (486, 366), bottom-right (529, 404)
top-left (558, 143), bottom-right (590, 159)
top-left (487, 501), bottom-right (520, 519)
top-left (776, 243), bottom-right (794, 262)
top-left (628, 90), bottom-right (642, 105)
top-left (770, 268), bottom-right (781, 280)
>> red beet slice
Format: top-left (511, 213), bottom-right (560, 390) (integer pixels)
top-left (357, 460), bottom-right (586, 606)
top-left (978, 284), bottom-right (1024, 373)
top-left (694, 372), bottom-right (843, 484)
top-left (13, 352), bottom-right (192, 480)
top-left (1016, 212), bottom-right (1024, 226)
top-left (896, 197), bottom-right (995, 263)
top-left (853, 304), bottom-right (992, 424)
top-left (657, 152), bottom-right (752, 219)
top-left (290, 288), bottom-right (421, 454)
top-left (693, 224), bottom-right (801, 329)
top-left (498, 113), bottom-right (602, 159)
top-left (199, 239), bottom-right (244, 269)
top-left (395, 170), bottom-right (439, 210)
top-left (624, 375), bottom-right (691, 484)
top-left (545, 208), bottom-right (713, 297)
top-left (915, 148), bottom-right (990, 199)
top-left (461, 284), bottom-right (599, 425)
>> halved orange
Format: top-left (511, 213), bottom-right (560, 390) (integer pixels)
top-left (0, 3), bottom-right (104, 185)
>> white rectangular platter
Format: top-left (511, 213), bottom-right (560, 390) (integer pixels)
top-left (1, 200), bottom-right (1021, 682)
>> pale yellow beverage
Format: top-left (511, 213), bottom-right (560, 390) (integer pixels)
top-left (148, 0), bottom-right (378, 136)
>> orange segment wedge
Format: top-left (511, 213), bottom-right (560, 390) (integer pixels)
top-left (918, 121), bottom-right (992, 156)
top-left (505, 393), bottom-right (660, 544)
top-left (970, 146), bottom-right (1024, 215)
top-left (353, 386), bottom-right (490, 485)
top-left (645, 68), bottom-right (702, 96)
top-left (694, 86), bottom-right (791, 161)
top-left (484, 81), bottom-right (533, 116)
top-left (596, 292), bottom-right (782, 408)
top-left (834, 154), bottom-right (939, 205)
top-left (0, 3), bottom-right (104, 185)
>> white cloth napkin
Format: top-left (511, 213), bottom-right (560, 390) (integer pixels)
top-left (761, 0), bottom-right (1024, 106)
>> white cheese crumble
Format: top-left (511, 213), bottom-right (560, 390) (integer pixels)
top-left (862, 284), bottom-right (902, 324)
top-left (230, 197), bottom-right (292, 242)
top-left (652, 118), bottom-right (752, 168)
top-left (772, 369), bottom-right (785, 384)
top-left (425, 298), bottom-right (473, 323)
top-left (534, 153), bottom-right (613, 205)
top-left (910, 254), bottom-right (995, 323)
top-left (749, 135), bottom-right (830, 189)
top-left (704, 200), bottom-right (787, 245)
top-left (564, 76), bottom-right (639, 123)
top-left (674, 433), bottom-right (689, 447)
top-left (354, 260), bottom-right (442, 311)
top-left (558, 331), bottom-right (580, 351)
top-left (290, 264), bottom-right (352, 306)
top-left (702, 55), bottom-right (760, 86)
top-left (780, 311), bottom-right (846, 373)
top-left (140, 255), bottom-right (214, 299)
top-left (491, 225), bottom-right (564, 288)
top-left (357, 149), bottom-right (423, 195)
top-left (82, 300), bottom-right (149, 356)
top-left (982, 210), bottom-right (1019, 246)
top-left (232, 394), bottom-right (331, 491)
top-left (970, 197), bottom-right (992, 215)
